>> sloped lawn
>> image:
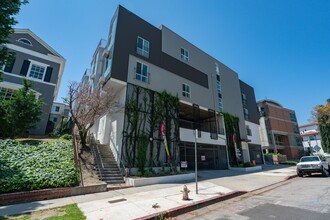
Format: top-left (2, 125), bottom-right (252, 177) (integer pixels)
top-left (0, 140), bottom-right (79, 194)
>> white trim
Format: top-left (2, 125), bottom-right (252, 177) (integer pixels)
top-left (179, 100), bottom-right (193, 106)
top-left (27, 60), bottom-right (48, 82)
top-left (2, 71), bottom-right (56, 87)
top-left (17, 38), bottom-right (33, 46)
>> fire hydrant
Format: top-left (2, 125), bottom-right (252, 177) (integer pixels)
top-left (181, 185), bottom-right (190, 200)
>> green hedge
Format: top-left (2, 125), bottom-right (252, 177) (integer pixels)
top-left (0, 140), bottom-right (79, 194)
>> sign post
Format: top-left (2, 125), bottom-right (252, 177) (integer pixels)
top-left (194, 129), bottom-right (198, 194)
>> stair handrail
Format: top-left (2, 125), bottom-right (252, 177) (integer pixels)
top-left (110, 145), bottom-right (126, 177)
top-left (91, 144), bottom-right (103, 179)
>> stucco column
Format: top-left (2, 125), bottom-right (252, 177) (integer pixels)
top-left (241, 141), bottom-right (251, 163)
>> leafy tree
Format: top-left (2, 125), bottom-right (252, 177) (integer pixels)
top-left (64, 81), bottom-right (120, 151)
top-left (0, 0), bottom-right (28, 81)
top-left (0, 80), bottom-right (43, 137)
top-left (312, 99), bottom-right (330, 152)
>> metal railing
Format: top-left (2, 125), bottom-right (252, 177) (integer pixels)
top-left (110, 145), bottom-right (126, 177)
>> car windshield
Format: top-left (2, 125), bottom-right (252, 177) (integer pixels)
top-left (300, 156), bottom-right (320, 162)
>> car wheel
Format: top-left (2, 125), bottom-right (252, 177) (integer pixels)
top-left (297, 170), bottom-right (303, 177)
top-left (322, 167), bottom-right (328, 177)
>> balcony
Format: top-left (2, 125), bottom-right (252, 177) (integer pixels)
top-left (179, 102), bottom-right (226, 144)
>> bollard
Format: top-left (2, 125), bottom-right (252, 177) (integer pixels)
top-left (181, 185), bottom-right (190, 200)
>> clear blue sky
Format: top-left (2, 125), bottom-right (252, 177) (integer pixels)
top-left (15, 0), bottom-right (330, 125)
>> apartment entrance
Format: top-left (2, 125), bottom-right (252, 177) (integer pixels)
top-left (179, 142), bottom-right (228, 170)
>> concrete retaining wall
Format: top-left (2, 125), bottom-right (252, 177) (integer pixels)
top-left (229, 165), bottom-right (262, 172)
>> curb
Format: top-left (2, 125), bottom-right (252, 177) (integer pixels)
top-left (107, 185), bottom-right (133, 191)
top-left (136, 173), bottom-right (298, 220)
top-left (135, 191), bottom-right (247, 220)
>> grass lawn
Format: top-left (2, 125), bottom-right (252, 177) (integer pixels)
top-left (0, 204), bottom-right (85, 220)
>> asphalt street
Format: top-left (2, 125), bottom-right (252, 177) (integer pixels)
top-left (174, 174), bottom-right (330, 220)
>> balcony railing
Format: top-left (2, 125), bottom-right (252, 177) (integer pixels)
top-left (179, 119), bottom-right (225, 135)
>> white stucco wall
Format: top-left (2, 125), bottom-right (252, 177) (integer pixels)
top-left (245, 121), bottom-right (261, 145)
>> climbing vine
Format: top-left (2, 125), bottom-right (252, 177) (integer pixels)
top-left (122, 84), bottom-right (179, 171)
top-left (223, 112), bottom-right (243, 166)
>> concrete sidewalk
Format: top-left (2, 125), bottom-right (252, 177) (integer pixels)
top-left (0, 165), bottom-right (297, 219)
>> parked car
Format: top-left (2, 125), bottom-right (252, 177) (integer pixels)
top-left (296, 156), bottom-right (330, 177)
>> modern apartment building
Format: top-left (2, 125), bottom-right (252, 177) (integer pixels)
top-left (240, 80), bottom-right (264, 164)
top-left (299, 123), bottom-right (323, 154)
top-left (0, 29), bottom-right (66, 135)
top-left (85, 5), bottom-right (262, 170)
top-left (257, 99), bottom-right (303, 159)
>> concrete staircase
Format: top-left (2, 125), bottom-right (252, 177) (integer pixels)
top-left (91, 144), bottom-right (125, 185)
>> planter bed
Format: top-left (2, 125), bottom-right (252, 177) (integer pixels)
top-left (0, 183), bottom-right (107, 206)
top-left (125, 173), bottom-right (195, 187)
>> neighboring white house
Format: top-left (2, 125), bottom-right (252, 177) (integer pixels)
top-left (299, 123), bottom-right (323, 154)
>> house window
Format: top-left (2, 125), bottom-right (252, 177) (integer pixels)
top-left (17, 38), bottom-right (32, 46)
top-left (180, 48), bottom-right (189, 61)
top-left (137, 37), bottom-right (149, 58)
top-left (182, 83), bottom-right (191, 98)
top-left (246, 125), bottom-right (252, 136)
top-left (135, 62), bottom-right (149, 83)
top-left (0, 87), bottom-right (14, 100)
top-left (54, 106), bottom-right (60, 112)
top-left (53, 117), bottom-right (58, 123)
top-left (242, 93), bottom-right (247, 106)
top-left (28, 63), bottom-right (46, 80)
top-left (243, 108), bottom-right (249, 120)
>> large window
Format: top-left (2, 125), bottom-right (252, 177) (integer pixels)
top-left (182, 83), bottom-right (191, 98)
top-left (137, 37), bottom-right (150, 58)
top-left (28, 63), bottom-right (46, 80)
top-left (135, 62), bottom-right (149, 83)
top-left (53, 106), bottom-right (60, 112)
top-left (180, 48), bottom-right (189, 61)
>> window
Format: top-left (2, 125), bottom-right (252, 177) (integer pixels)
top-left (215, 63), bottom-right (223, 112)
top-left (137, 37), bottom-right (149, 58)
top-left (180, 48), bottom-right (189, 61)
top-left (135, 62), bottom-right (149, 83)
top-left (243, 108), bottom-right (249, 120)
top-left (28, 63), bottom-right (47, 80)
top-left (53, 117), bottom-right (58, 123)
top-left (17, 38), bottom-right (32, 46)
top-left (182, 83), bottom-right (191, 98)
top-left (54, 106), bottom-right (60, 112)
top-left (242, 93), bottom-right (247, 106)
top-left (0, 87), bottom-right (14, 100)
top-left (64, 109), bottom-right (70, 117)
top-left (246, 125), bottom-right (252, 136)
top-left (290, 112), bottom-right (296, 122)
top-left (309, 135), bottom-right (315, 140)
top-left (293, 124), bottom-right (299, 134)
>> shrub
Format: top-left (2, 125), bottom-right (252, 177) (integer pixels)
top-left (280, 160), bottom-right (298, 166)
top-left (158, 171), bottom-right (166, 176)
top-left (136, 171), bottom-right (143, 177)
top-left (144, 170), bottom-right (153, 177)
top-left (0, 139), bottom-right (79, 194)
top-left (60, 134), bottom-right (72, 140)
top-left (242, 162), bottom-right (254, 167)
